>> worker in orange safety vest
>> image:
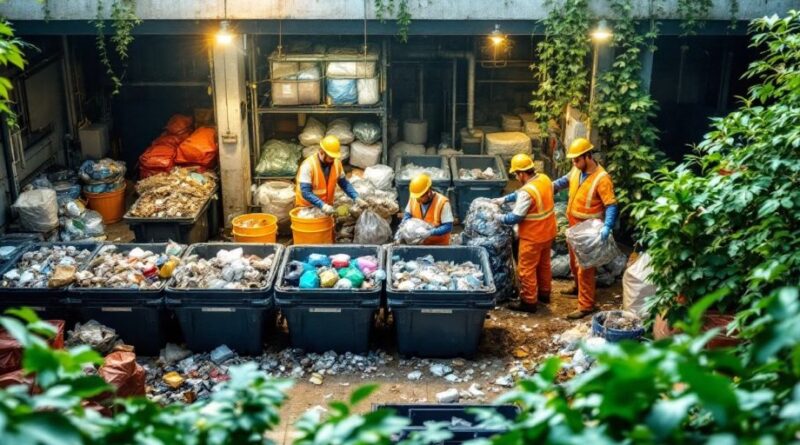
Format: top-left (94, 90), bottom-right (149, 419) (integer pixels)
top-left (295, 135), bottom-right (367, 212)
top-left (493, 154), bottom-right (557, 313)
top-left (553, 137), bottom-right (619, 319)
top-left (401, 173), bottom-right (454, 245)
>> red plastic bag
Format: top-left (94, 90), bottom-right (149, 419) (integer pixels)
top-left (98, 351), bottom-right (145, 398)
top-left (139, 144), bottom-right (177, 178)
top-left (0, 319), bottom-right (65, 374)
top-left (165, 114), bottom-right (193, 137)
top-left (176, 127), bottom-right (218, 169)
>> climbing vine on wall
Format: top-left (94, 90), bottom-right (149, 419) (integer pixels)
top-left (676, 0), bottom-right (713, 36)
top-left (0, 20), bottom-right (27, 127)
top-left (529, 0), bottom-right (591, 134)
top-left (374, 0), bottom-right (413, 42)
top-left (90, 0), bottom-right (141, 95)
top-left (593, 0), bottom-right (666, 212)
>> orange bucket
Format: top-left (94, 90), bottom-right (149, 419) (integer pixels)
top-left (85, 184), bottom-right (127, 224)
top-left (232, 213), bottom-right (278, 243)
top-left (289, 207), bottom-right (334, 245)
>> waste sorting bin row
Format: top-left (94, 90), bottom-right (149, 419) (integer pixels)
top-left (0, 242), bottom-right (497, 358)
top-left (395, 155), bottom-right (509, 221)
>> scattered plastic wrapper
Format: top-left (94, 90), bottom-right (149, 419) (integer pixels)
top-left (74, 242), bottom-right (183, 289)
top-left (395, 218), bottom-right (434, 245)
top-left (566, 219), bottom-right (623, 269)
top-left (1, 245), bottom-right (94, 288)
top-left (458, 167), bottom-right (498, 180)
top-left (397, 163), bottom-right (449, 181)
top-left (128, 168), bottom-right (217, 219)
top-left (391, 254), bottom-right (487, 291)
top-left (171, 248), bottom-right (275, 290)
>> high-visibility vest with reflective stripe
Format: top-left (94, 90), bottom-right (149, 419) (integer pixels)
top-left (519, 174), bottom-right (557, 243)
top-left (295, 154), bottom-right (344, 207)
top-left (410, 192), bottom-right (450, 246)
top-left (567, 166), bottom-right (613, 220)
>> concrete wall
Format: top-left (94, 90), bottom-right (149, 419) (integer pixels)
top-left (1, 0), bottom-right (796, 21)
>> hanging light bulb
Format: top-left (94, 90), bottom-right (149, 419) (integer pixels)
top-left (488, 24), bottom-right (506, 46)
top-left (591, 19), bottom-right (613, 42)
top-left (216, 20), bottom-right (233, 45)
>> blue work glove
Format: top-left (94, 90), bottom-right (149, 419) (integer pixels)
top-left (600, 226), bottom-right (611, 242)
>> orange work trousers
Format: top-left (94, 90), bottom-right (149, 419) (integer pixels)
top-left (567, 216), bottom-right (596, 311)
top-left (517, 238), bottom-right (553, 304)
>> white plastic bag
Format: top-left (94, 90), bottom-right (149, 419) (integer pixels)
top-left (299, 117), bottom-right (326, 147)
top-left (325, 118), bottom-right (354, 145)
top-left (363, 165), bottom-right (394, 190)
top-left (395, 218), bottom-right (434, 245)
top-left (357, 77), bottom-right (380, 105)
top-left (13, 189), bottom-right (58, 232)
top-left (354, 210), bottom-right (393, 244)
top-left (566, 219), bottom-right (622, 269)
top-left (303, 145), bottom-right (320, 158)
top-left (350, 141), bottom-right (382, 169)
top-left (623, 253), bottom-right (657, 317)
top-left (256, 181), bottom-right (295, 223)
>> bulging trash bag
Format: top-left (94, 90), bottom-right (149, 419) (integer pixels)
top-left (284, 260), bottom-right (306, 285)
top-left (325, 118), bottom-right (354, 145)
top-left (353, 121), bottom-right (381, 145)
top-left (566, 219), bottom-right (623, 269)
top-left (256, 181), bottom-right (295, 224)
top-left (326, 79), bottom-right (358, 105)
top-left (307, 253), bottom-right (331, 267)
top-left (255, 139), bottom-right (302, 177)
top-left (354, 210), bottom-right (392, 244)
top-left (349, 141), bottom-right (382, 169)
top-left (299, 117), bottom-right (326, 147)
top-left (395, 218), bottom-right (434, 245)
top-left (338, 266), bottom-right (365, 288)
top-left (299, 270), bottom-right (320, 288)
top-left (623, 252), bottom-right (657, 317)
top-left (334, 278), bottom-right (353, 289)
top-left (79, 158), bottom-right (126, 184)
top-left (551, 253), bottom-right (572, 278)
top-left (319, 268), bottom-right (339, 288)
top-left (330, 254), bottom-right (351, 269)
top-left (356, 256), bottom-right (379, 276)
top-left (13, 188), bottom-right (58, 232)
top-left (363, 165), bottom-right (393, 190)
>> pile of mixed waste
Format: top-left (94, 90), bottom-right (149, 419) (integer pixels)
top-left (58, 199), bottom-right (105, 242)
top-left (391, 254), bottom-right (488, 291)
top-left (458, 198), bottom-right (516, 300)
top-left (128, 168), bottom-right (217, 218)
top-left (458, 167), bottom-right (498, 180)
top-left (333, 165), bottom-right (398, 243)
top-left (1, 245), bottom-right (94, 288)
top-left (73, 242), bottom-right (183, 290)
top-left (396, 163), bottom-right (449, 181)
top-left (283, 253), bottom-right (384, 290)
top-left (171, 248), bottom-right (276, 289)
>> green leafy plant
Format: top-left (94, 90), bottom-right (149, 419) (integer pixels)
top-left (592, 0), bottom-right (666, 215)
top-left (90, 0), bottom-right (141, 95)
top-left (632, 11), bottom-right (800, 323)
top-left (374, 0), bottom-right (413, 43)
top-left (530, 0), bottom-right (591, 132)
top-left (0, 19), bottom-right (27, 127)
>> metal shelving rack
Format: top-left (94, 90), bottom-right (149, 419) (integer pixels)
top-left (247, 38), bottom-right (390, 186)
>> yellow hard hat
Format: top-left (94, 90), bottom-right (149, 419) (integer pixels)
top-left (409, 173), bottom-right (432, 199)
top-left (320, 135), bottom-right (341, 158)
top-left (508, 153), bottom-right (535, 174)
top-left (566, 137), bottom-right (594, 159)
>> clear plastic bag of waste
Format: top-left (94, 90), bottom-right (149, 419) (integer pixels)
top-left (354, 210), bottom-right (393, 244)
top-left (79, 158), bottom-right (126, 184)
top-left (363, 165), bottom-right (394, 190)
top-left (353, 121), bottom-right (381, 145)
top-left (460, 198), bottom-right (516, 299)
top-left (395, 218), bottom-right (434, 245)
top-left (256, 181), bottom-right (295, 223)
top-left (13, 188), bottom-right (59, 232)
top-left (255, 139), bottom-right (302, 177)
top-left (325, 118), bottom-right (354, 144)
top-left (299, 117), bottom-right (326, 147)
top-left (566, 218), bottom-right (623, 269)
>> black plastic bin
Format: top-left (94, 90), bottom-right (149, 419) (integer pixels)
top-left (66, 243), bottom-right (186, 356)
top-left (375, 404), bottom-right (519, 443)
top-left (450, 155), bottom-right (508, 221)
top-left (275, 245), bottom-right (383, 353)
top-left (387, 246), bottom-right (496, 358)
top-left (0, 242), bottom-right (100, 326)
top-left (0, 239), bottom-right (34, 268)
top-left (124, 188), bottom-right (217, 243)
top-left (395, 155), bottom-right (452, 213)
top-left (166, 243), bottom-right (283, 355)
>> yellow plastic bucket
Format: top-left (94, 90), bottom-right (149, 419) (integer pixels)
top-left (232, 213), bottom-right (278, 243)
top-left (289, 207), bottom-right (334, 245)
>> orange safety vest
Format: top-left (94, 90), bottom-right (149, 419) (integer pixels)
top-left (518, 174), bottom-right (557, 243)
top-left (410, 192), bottom-right (451, 246)
top-left (566, 165), bottom-right (616, 220)
top-left (295, 154), bottom-right (344, 207)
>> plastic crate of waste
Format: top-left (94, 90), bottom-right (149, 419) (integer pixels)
top-left (124, 187), bottom-right (218, 244)
top-left (274, 244), bottom-right (384, 353)
top-left (394, 155), bottom-right (452, 213)
top-left (375, 404), bottom-right (520, 443)
top-left (165, 243), bottom-right (284, 356)
top-left (449, 155), bottom-right (508, 221)
top-left (66, 243), bottom-right (186, 356)
top-left (386, 245), bottom-right (495, 358)
top-left (0, 242), bottom-right (101, 326)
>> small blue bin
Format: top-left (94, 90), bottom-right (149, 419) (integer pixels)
top-left (450, 155), bottom-right (508, 221)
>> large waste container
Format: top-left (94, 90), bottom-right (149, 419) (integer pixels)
top-left (166, 243), bottom-right (283, 355)
top-left (395, 155), bottom-right (452, 212)
top-left (450, 155), bottom-right (507, 221)
top-left (275, 245), bottom-right (383, 353)
top-left (124, 188), bottom-right (217, 243)
top-left (387, 246), bottom-right (495, 358)
top-left (67, 243), bottom-right (185, 356)
top-left (375, 404), bottom-right (519, 443)
top-left (0, 242), bottom-right (100, 327)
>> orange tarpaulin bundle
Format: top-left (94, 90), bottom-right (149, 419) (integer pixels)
top-left (176, 127), bottom-right (218, 169)
top-left (98, 350), bottom-right (145, 398)
top-left (139, 144), bottom-right (177, 179)
top-left (164, 114), bottom-right (193, 138)
top-left (0, 319), bottom-right (65, 374)
top-left (152, 133), bottom-right (185, 148)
